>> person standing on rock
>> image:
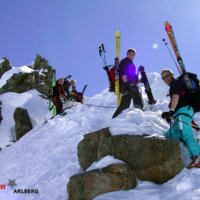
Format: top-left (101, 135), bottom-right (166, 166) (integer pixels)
top-left (161, 69), bottom-right (200, 169)
top-left (112, 48), bottom-right (143, 118)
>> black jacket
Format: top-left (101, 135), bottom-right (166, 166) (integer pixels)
top-left (169, 78), bottom-right (189, 111)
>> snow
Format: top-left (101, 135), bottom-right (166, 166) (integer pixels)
top-left (1, 69), bottom-right (200, 200)
top-left (0, 90), bottom-right (50, 148)
top-left (86, 156), bottom-right (125, 172)
top-left (38, 68), bottom-right (45, 76)
top-left (27, 61), bottom-right (35, 68)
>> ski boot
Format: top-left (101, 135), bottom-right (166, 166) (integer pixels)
top-left (187, 155), bottom-right (200, 169)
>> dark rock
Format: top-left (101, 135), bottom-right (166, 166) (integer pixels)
top-left (78, 128), bottom-right (111, 171)
top-left (0, 72), bottom-right (38, 94)
top-left (77, 128), bottom-right (184, 184)
top-left (33, 54), bottom-right (53, 95)
top-left (13, 107), bottom-right (33, 140)
top-left (0, 58), bottom-right (12, 79)
top-left (67, 163), bottom-right (136, 200)
top-left (0, 55), bottom-right (53, 96)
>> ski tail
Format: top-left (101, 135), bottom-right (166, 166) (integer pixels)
top-left (138, 66), bottom-right (156, 105)
top-left (165, 21), bottom-right (193, 90)
top-left (81, 84), bottom-right (87, 96)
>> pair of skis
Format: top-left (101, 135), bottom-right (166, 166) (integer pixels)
top-left (138, 66), bottom-right (157, 105)
top-left (115, 31), bottom-right (121, 105)
top-left (164, 21), bottom-right (192, 90)
top-left (48, 68), bottom-right (56, 116)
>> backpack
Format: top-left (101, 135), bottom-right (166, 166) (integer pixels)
top-left (178, 72), bottom-right (200, 112)
top-left (104, 66), bottom-right (122, 92)
top-left (109, 66), bottom-right (115, 92)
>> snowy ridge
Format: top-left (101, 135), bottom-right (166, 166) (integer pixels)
top-left (0, 65), bottom-right (34, 88)
top-left (0, 71), bottom-right (200, 200)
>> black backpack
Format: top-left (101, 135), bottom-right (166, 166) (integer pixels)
top-left (178, 72), bottom-right (200, 112)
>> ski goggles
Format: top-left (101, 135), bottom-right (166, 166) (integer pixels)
top-left (162, 73), bottom-right (171, 80)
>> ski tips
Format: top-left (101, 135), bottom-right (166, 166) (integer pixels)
top-left (165, 21), bottom-right (170, 26)
top-left (165, 21), bottom-right (172, 31)
top-left (116, 31), bottom-right (120, 38)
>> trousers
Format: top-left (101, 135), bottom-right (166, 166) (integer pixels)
top-left (112, 85), bottom-right (143, 118)
top-left (165, 106), bottom-right (200, 158)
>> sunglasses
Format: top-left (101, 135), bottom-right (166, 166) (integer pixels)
top-left (162, 73), bottom-right (171, 80)
top-left (128, 52), bottom-right (135, 56)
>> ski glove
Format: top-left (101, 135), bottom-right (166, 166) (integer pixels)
top-left (161, 110), bottom-right (175, 123)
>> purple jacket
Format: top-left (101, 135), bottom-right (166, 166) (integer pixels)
top-left (119, 57), bottom-right (138, 83)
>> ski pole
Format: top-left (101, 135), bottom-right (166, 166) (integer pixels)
top-left (162, 38), bottom-right (181, 75)
top-left (170, 122), bottom-right (172, 138)
top-left (99, 46), bottom-right (102, 56)
top-left (173, 118), bottom-right (200, 130)
top-left (100, 44), bottom-right (107, 66)
top-left (64, 75), bottom-right (72, 82)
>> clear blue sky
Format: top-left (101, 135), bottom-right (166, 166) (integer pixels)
top-left (1, 0), bottom-right (200, 97)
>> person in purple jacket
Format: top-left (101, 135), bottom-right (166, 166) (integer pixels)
top-left (112, 48), bottom-right (143, 118)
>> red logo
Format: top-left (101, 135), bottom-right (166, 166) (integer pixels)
top-left (0, 184), bottom-right (6, 190)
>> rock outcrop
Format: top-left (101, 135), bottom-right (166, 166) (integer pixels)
top-left (77, 128), bottom-right (184, 184)
top-left (0, 54), bottom-right (53, 96)
top-left (67, 128), bottom-right (184, 200)
top-left (0, 57), bottom-right (12, 79)
top-left (67, 163), bottom-right (137, 200)
top-left (13, 107), bottom-right (33, 140)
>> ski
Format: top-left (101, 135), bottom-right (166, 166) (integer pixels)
top-left (115, 31), bottom-right (121, 105)
top-left (165, 21), bottom-right (192, 90)
top-left (138, 66), bottom-right (156, 105)
top-left (52, 67), bottom-right (56, 116)
top-left (81, 84), bottom-right (87, 96)
top-left (43, 111), bottom-right (67, 125)
top-left (48, 68), bottom-right (56, 116)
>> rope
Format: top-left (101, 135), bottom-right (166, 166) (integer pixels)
top-left (84, 103), bottom-right (117, 108)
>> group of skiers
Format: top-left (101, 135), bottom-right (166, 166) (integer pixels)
top-left (51, 45), bottom-right (200, 169)
top-left (111, 47), bottom-right (200, 169)
top-left (52, 77), bottom-right (83, 115)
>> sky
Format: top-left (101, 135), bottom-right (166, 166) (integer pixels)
top-left (1, 0), bottom-right (200, 97)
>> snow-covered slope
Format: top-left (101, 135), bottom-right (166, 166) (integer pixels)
top-left (1, 68), bottom-right (200, 200)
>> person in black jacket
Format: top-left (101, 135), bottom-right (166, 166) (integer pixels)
top-left (53, 78), bottom-right (65, 114)
top-left (63, 79), bottom-right (76, 99)
top-left (112, 48), bottom-right (143, 118)
top-left (161, 69), bottom-right (200, 168)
